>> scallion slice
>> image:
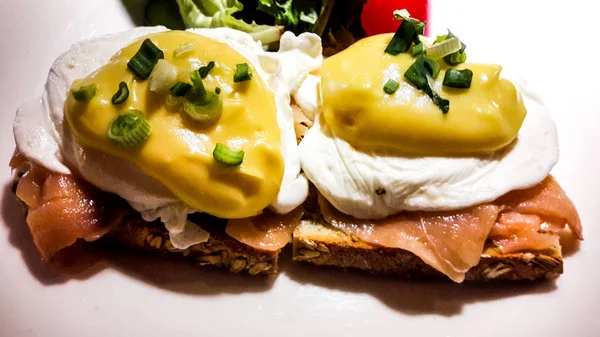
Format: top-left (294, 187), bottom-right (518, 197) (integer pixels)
top-left (385, 22), bottom-right (415, 55)
top-left (445, 51), bottom-right (467, 66)
top-left (442, 30), bottom-right (467, 66)
top-left (199, 61), bottom-right (215, 78)
top-left (233, 63), bottom-right (252, 82)
top-left (107, 110), bottom-right (151, 147)
top-left (434, 34), bottom-right (448, 44)
top-left (149, 59), bottom-right (178, 93)
top-left (190, 69), bottom-right (204, 92)
top-left (213, 143), bottom-right (244, 166)
top-left (184, 91), bottom-right (222, 124)
top-left (183, 70), bottom-right (222, 124)
top-left (385, 13), bottom-right (427, 55)
top-left (127, 39), bottom-right (164, 79)
top-left (111, 82), bottom-right (129, 104)
top-left (383, 80), bottom-right (400, 94)
top-left (404, 55), bottom-right (450, 113)
top-left (412, 43), bottom-right (425, 57)
top-left (173, 42), bottom-right (195, 58)
top-left (443, 69), bottom-right (473, 88)
top-left (71, 84), bottom-right (97, 102)
top-left (170, 82), bottom-right (192, 97)
top-left (425, 37), bottom-right (461, 60)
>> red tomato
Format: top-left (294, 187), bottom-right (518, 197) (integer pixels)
top-left (361, 0), bottom-right (429, 36)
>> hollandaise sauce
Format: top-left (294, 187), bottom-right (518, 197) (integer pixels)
top-left (321, 33), bottom-right (527, 156)
top-left (65, 31), bottom-right (284, 219)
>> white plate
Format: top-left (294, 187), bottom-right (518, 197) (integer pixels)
top-left (1, 1), bottom-right (599, 336)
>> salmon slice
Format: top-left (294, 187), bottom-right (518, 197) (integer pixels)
top-left (320, 196), bottom-right (500, 282)
top-left (495, 176), bottom-right (582, 240)
top-left (14, 163), bottom-right (120, 261)
top-left (320, 175), bottom-right (581, 282)
top-left (489, 212), bottom-right (559, 253)
top-left (226, 207), bottom-right (304, 252)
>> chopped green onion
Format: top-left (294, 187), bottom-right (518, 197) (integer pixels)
top-left (393, 9), bottom-right (411, 19)
top-left (190, 70), bottom-right (204, 94)
top-left (425, 37), bottom-right (461, 60)
top-left (385, 14), bottom-right (427, 55)
top-left (199, 61), bottom-right (215, 78)
top-left (183, 70), bottom-right (222, 125)
top-left (233, 63), bottom-right (252, 82)
top-left (408, 18), bottom-right (426, 36)
top-left (434, 34), bottom-right (448, 44)
top-left (111, 82), bottom-right (129, 104)
top-left (127, 39), bottom-right (164, 79)
top-left (71, 84), bottom-right (97, 102)
top-left (443, 69), bottom-right (473, 88)
top-left (412, 43), bottom-right (425, 57)
top-left (183, 92), bottom-right (222, 124)
top-left (427, 76), bottom-right (450, 114)
top-left (385, 23), bottom-right (415, 55)
top-left (213, 143), bottom-right (244, 166)
top-left (215, 87), bottom-right (221, 95)
top-left (441, 30), bottom-right (467, 66)
top-left (404, 55), bottom-right (450, 114)
top-left (413, 56), bottom-right (441, 79)
top-left (107, 110), bottom-right (151, 147)
top-left (445, 51), bottom-right (467, 66)
top-left (383, 80), bottom-right (400, 94)
top-left (173, 43), bottom-right (195, 58)
top-left (170, 82), bottom-right (192, 97)
top-left (148, 59), bottom-right (178, 93)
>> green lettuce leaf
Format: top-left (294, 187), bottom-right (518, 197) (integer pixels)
top-left (257, 0), bottom-right (320, 33)
top-left (175, 0), bottom-right (243, 27)
top-left (175, 0), bottom-right (283, 44)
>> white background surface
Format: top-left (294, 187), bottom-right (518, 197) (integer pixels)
top-left (1, 1), bottom-right (599, 336)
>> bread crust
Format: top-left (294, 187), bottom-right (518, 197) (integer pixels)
top-left (293, 219), bottom-right (563, 282)
top-left (105, 213), bottom-right (279, 275)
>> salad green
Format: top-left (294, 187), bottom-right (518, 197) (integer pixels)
top-left (173, 0), bottom-right (284, 44)
top-left (143, 0), bottom-right (362, 53)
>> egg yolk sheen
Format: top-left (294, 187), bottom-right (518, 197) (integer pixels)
top-left (65, 31), bottom-right (284, 219)
top-left (321, 34), bottom-right (527, 156)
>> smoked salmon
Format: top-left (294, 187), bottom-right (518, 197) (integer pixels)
top-left (226, 207), bottom-right (304, 251)
top-left (320, 175), bottom-right (582, 282)
top-left (12, 156), bottom-right (304, 259)
top-left (12, 162), bottom-right (121, 261)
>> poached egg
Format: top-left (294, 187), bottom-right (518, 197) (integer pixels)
top-left (14, 27), bottom-right (322, 248)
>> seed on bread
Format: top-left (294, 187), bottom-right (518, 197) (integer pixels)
top-left (249, 262), bottom-right (272, 275)
top-left (316, 243), bottom-right (330, 253)
top-left (295, 249), bottom-right (321, 260)
top-left (198, 253), bottom-right (222, 266)
top-left (229, 257), bottom-right (248, 273)
top-left (482, 263), bottom-right (512, 279)
top-left (298, 238), bottom-right (317, 250)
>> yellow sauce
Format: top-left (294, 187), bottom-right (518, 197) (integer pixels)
top-left (65, 31), bottom-right (283, 219)
top-left (321, 34), bottom-right (527, 155)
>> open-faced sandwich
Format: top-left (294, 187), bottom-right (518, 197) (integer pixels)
top-left (11, 26), bottom-right (322, 275)
top-left (10, 5), bottom-right (582, 283)
top-left (293, 11), bottom-right (583, 282)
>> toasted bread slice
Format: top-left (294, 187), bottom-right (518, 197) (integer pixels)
top-left (105, 212), bottom-right (279, 275)
top-left (12, 178), bottom-right (279, 276)
top-left (293, 217), bottom-right (563, 282)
